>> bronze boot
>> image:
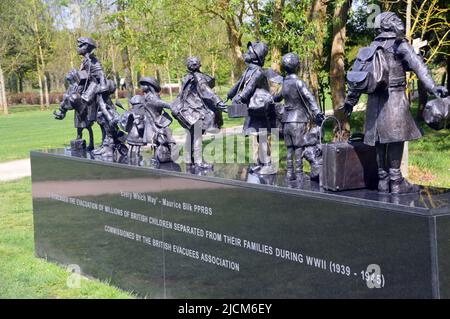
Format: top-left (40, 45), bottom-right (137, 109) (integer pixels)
top-left (378, 169), bottom-right (390, 193)
top-left (389, 168), bottom-right (420, 195)
top-left (286, 160), bottom-right (295, 181)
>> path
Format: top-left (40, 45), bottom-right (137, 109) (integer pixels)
top-left (0, 159), bottom-right (31, 182)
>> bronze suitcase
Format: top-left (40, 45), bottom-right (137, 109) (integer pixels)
top-left (227, 103), bottom-right (248, 118)
top-left (319, 117), bottom-right (378, 191)
top-left (320, 140), bottom-right (378, 191)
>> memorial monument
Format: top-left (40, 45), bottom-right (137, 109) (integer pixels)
top-left (36, 12), bottom-right (450, 298)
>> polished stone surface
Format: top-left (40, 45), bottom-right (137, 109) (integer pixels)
top-left (39, 148), bottom-right (450, 215)
top-left (31, 149), bottom-right (450, 298)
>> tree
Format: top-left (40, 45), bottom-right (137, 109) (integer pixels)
top-left (0, 64), bottom-right (7, 115)
top-left (270, 0), bottom-right (285, 73)
top-left (406, 0), bottom-right (450, 119)
top-left (0, 0), bottom-right (37, 114)
top-left (30, 0), bottom-right (54, 110)
top-left (191, 0), bottom-right (247, 75)
top-left (330, 0), bottom-right (351, 139)
top-left (115, 0), bottom-right (135, 99)
top-left (307, 0), bottom-right (329, 107)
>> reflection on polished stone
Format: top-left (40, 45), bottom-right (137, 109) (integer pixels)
top-left (246, 171), bottom-right (277, 185)
top-left (43, 147), bottom-right (450, 212)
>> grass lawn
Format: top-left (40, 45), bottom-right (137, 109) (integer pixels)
top-left (0, 177), bottom-right (134, 298)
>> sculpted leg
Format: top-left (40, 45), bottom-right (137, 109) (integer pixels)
top-left (77, 128), bottom-right (83, 140)
top-left (376, 143), bottom-right (390, 193)
top-left (286, 147), bottom-right (295, 181)
top-left (295, 147), bottom-right (305, 180)
top-left (388, 142), bottom-right (419, 194)
top-left (87, 126), bottom-right (94, 151)
top-left (303, 146), bottom-right (321, 181)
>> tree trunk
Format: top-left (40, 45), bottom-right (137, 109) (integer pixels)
top-left (447, 55), bottom-right (450, 92)
top-left (117, 1), bottom-right (134, 100)
top-left (110, 45), bottom-right (119, 101)
top-left (121, 47), bottom-right (134, 100)
top-left (33, 0), bottom-right (50, 109)
top-left (166, 60), bottom-right (173, 100)
top-left (250, 0), bottom-right (261, 40)
top-left (330, 0), bottom-right (351, 140)
top-left (0, 64), bottom-right (8, 115)
top-left (271, 0), bottom-right (285, 73)
top-left (36, 55), bottom-right (44, 110)
top-left (43, 73), bottom-right (50, 108)
top-left (308, 0), bottom-right (328, 106)
top-left (32, 0), bottom-right (48, 109)
top-left (402, 0), bottom-right (413, 178)
top-left (225, 22), bottom-right (245, 75)
top-left (19, 74), bottom-right (23, 93)
top-left (156, 68), bottom-right (161, 84)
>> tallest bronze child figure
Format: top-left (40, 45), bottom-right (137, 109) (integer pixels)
top-left (343, 12), bottom-right (448, 194)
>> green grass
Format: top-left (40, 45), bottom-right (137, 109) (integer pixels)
top-left (0, 177), bottom-right (134, 298)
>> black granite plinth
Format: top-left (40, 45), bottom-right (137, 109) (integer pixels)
top-left (31, 149), bottom-right (450, 298)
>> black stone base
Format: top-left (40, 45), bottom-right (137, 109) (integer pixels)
top-left (31, 149), bottom-right (450, 298)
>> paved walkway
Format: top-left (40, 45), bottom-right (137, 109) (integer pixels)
top-left (0, 159), bottom-right (31, 182)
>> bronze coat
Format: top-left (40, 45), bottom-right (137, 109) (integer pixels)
top-left (347, 33), bottom-right (436, 146)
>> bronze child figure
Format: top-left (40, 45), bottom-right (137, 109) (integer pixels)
top-left (54, 69), bottom-right (95, 151)
top-left (274, 53), bottom-right (325, 181)
top-left (342, 12), bottom-right (448, 194)
top-left (140, 77), bottom-right (177, 163)
top-left (75, 37), bottom-right (127, 157)
top-left (124, 95), bottom-right (146, 156)
top-left (172, 57), bottom-right (226, 169)
top-left (227, 41), bottom-right (277, 175)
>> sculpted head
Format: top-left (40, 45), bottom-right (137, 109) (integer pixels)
top-left (139, 77), bottom-right (161, 94)
top-left (281, 53), bottom-right (300, 75)
top-left (77, 37), bottom-right (97, 56)
top-left (186, 57), bottom-right (201, 72)
top-left (245, 41), bottom-right (269, 66)
top-left (375, 12), bottom-right (406, 38)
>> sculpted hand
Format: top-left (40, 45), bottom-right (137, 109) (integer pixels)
top-left (233, 95), bottom-right (243, 105)
top-left (433, 86), bottom-right (449, 98)
top-left (217, 101), bottom-right (228, 113)
top-left (53, 109), bottom-right (66, 120)
top-left (315, 112), bottom-right (326, 126)
top-left (339, 101), bottom-right (354, 118)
